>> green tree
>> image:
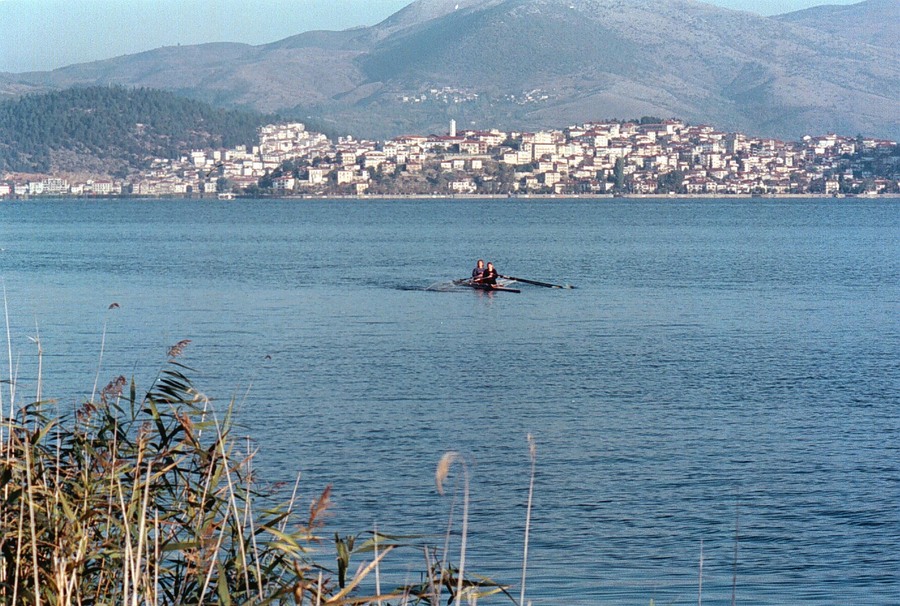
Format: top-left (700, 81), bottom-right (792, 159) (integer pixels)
top-left (613, 157), bottom-right (626, 191)
top-left (0, 86), bottom-right (277, 174)
top-left (657, 169), bottom-right (685, 194)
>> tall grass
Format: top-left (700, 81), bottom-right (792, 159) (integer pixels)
top-left (1, 360), bottom-right (327, 604)
top-left (0, 334), bottom-right (525, 605)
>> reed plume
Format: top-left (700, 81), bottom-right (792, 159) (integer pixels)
top-left (0, 313), bottom-right (514, 605)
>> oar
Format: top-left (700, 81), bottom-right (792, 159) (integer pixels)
top-left (499, 274), bottom-right (575, 289)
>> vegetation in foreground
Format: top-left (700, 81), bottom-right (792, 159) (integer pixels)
top-left (0, 342), bottom-right (531, 605)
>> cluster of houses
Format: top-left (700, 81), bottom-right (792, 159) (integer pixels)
top-left (399, 87), bottom-right (551, 107)
top-left (1, 119), bottom-right (897, 198)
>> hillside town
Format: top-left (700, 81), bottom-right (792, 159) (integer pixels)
top-left (2, 119), bottom-right (898, 198)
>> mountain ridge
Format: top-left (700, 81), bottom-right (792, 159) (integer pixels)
top-left (774, 0), bottom-right (898, 48)
top-left (0, 0), bottom-right (896, 141)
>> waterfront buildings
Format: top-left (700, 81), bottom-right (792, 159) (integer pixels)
top-left (2, 121), bottom-right (897, 197)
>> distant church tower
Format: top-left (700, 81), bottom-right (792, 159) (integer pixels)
top-left (450, 119), bottom-right (457, 137)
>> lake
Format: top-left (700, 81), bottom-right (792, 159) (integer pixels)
top-left (1, 197), bottom-right (898, 604)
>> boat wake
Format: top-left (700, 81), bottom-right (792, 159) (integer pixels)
top-left (424, 281), bottom-right (465, 292)
top-left (387, 281), bottom-right (461, 292)
top-left (394, 278), bottom-right (520, 292)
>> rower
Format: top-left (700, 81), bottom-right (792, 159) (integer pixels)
top-left (472, 259), bottom-right (485, 280)
top-left (480, 261), bottom-right (499, 286)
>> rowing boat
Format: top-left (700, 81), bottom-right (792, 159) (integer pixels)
top-left (453, 279), bottom-right (521, 293)
top-left (467, 282), bottom-right (521, 293)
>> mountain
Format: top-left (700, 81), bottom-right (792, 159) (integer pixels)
top-left (0, 0), bottom-right (897, 141)
top-left (775, 0), bottom-right (898, 48)
top-left (0, 86), bottom-right (272, 175)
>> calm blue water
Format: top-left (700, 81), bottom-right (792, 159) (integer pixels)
top-left (1, 197), bottom-right (898, 604)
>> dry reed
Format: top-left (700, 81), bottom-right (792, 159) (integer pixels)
top-left (0, 324), bottom-right (519, 605)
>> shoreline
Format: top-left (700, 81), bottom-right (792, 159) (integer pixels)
top-left (297, 192), bottom-right (900, 200)
top-left (3, 192), bottom-right (900, 201)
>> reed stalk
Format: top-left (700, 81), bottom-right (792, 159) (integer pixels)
top-left (436, 451), bottom-right (472, 606)
top-left (698, 539), bottom-right (704, 606)
top-left (732, 496), bottom-right (740, 606)
top-left (374, 522), bottom-right (382, 606)
top-left (89, 320), bottom-right (108, 405)
top-left (1, 283), bottom-right (9, 446)
top-left (520, 434), bottom-right (536, 606)
top-left (22, 425), bottom-right (42, 606)
top-left (4, 284), bottom-right (14, 416)
top-left (0, 321), bottom-right (514, 605)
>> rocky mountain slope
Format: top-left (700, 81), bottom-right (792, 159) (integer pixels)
top-left (0, 0), bottom-right (896, 141)
top-left (774, 0), bottom-right (898, 48)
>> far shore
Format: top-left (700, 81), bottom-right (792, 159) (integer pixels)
top-left (3, 192), bottom-right (900, 202)
top-left (286, 192), bottom-right (900, 200)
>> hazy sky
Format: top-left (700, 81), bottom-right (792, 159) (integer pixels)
top-left (0, 0), bottom-right (863, 73)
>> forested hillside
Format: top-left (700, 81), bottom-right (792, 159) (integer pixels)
top-left (0, 86), bottom-right (274, 175)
